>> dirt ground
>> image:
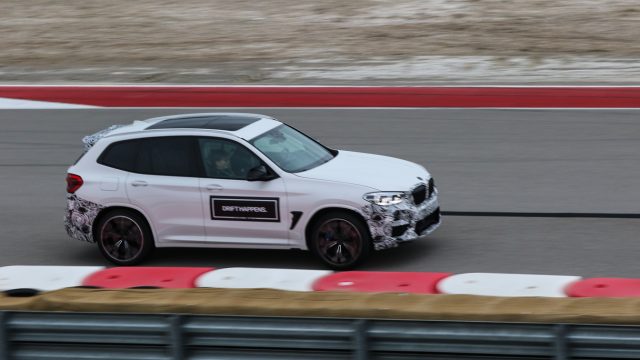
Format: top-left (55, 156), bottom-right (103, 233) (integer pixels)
top-left (1, 0), bottom-right (639, 83)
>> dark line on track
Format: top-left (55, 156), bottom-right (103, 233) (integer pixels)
top-left (442, 211), bottom-right (640, 219)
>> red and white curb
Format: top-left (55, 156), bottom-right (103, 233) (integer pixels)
top-left (194, 267), bottom-right (332, 292)
top-left (1, 85), bottom-right (640, 108)
top-left (1, 265), bottom-right (639, 298)
top-left (0, 265), bottom-right (104, 292)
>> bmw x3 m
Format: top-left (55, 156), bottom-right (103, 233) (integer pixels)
top-left (65, 113), bottom-right (440, 269)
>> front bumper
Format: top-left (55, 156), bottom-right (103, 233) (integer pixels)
top-left (362, 188), bottom-right (441, 251)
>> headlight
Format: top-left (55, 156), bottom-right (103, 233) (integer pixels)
top-left (363, 192), bottom-right (408, 206)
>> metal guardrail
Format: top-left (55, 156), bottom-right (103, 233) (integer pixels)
top-left (1, 311), bottom-right (640, 360)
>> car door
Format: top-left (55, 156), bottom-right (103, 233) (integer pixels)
top-left (197, 137), bottom-right (290, 246)
top-left (126, 136), bottom-right (206, 244)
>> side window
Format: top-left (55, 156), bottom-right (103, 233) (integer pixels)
top-left (98, 140), bottom-right (139, 172)
top-left (198, 138), bottom-right (261, 180)
top-left (136, 137), bottom-right (199, 177)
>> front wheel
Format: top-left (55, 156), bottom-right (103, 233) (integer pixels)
top-left (95, 209), bottom-right (154, 265)
top-left (309, 212), bottom-right (371, 270)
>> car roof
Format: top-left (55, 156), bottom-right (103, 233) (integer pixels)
top-left (145, 113), bottom-right (263, 131)
top-left (99, 113), bottom-right (282, 143)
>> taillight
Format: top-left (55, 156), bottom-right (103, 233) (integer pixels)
top-left (66, 173), bottom-right (84, 193)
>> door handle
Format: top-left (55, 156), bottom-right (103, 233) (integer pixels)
top-left (131, 180), bottom-right (148, 187)
top-left (205, 184), bottom-right (224, 191)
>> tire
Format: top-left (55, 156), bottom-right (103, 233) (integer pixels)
top-left (95, 209), bottom-right (154, 265)
top-left (308, 211), bottom-right (371, 270)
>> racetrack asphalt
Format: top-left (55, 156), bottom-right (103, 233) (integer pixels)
top-left (1, 108), bottom-right (639, 276)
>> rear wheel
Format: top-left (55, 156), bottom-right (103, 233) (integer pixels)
top-left (309, 212), bottom-right (371, 270)
top-left (95, 209), bottom-right (154, 265)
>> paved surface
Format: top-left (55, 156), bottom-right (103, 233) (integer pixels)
top-left (1, 108), bottom-right (639, 276)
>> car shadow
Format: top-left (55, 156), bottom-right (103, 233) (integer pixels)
top-left (363, 237), bottom-right (443, 271)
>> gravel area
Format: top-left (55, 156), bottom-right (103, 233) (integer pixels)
top-left (1, 0), bottom-right (639, 83)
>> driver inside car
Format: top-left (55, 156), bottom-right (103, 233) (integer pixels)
top-left (211, 152), bottom-right (237, 178)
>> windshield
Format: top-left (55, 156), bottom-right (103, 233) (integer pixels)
top-left (250, 124), bottom-right (335, 173)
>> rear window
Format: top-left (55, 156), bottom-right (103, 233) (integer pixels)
top-left (136, 137), bottom-right (199, 177)
top-left (98, 137), bottom-right (199, 177)
top-left (97, 140), bottom-right (139, 172)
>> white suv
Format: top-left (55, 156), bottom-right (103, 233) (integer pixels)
top-left (65, 113), bottom-right (440, 269)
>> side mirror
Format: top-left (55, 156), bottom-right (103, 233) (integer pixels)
top-left (247, 165), bottom-right (277, 181)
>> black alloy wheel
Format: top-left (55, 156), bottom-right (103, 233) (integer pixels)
top-left (310, 212), bottom-right (371, 270)
top-left (96, 209), bottom-right (153, 265)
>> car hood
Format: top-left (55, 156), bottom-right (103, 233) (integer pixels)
top-left (295, 150), bottom-right (429, 191)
